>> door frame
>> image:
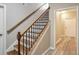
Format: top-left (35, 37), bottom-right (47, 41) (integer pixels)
top-left (0, 4), bottom-right (6, 55)
top-left (54, 6), bottom-right (78, 55)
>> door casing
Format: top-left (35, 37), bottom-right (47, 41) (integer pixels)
top-left (0, 4), bottom-right (6, 55)
top-left (54, 6), bottom-right (78, 55)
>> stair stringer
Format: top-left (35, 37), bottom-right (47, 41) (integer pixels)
top-left (28, 23), bottom-right (50, 55)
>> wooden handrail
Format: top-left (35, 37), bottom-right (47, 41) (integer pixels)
top-left (17, 7), bottom-right (50, 55)
top-left (21, 7), bottom-right (50, 36)
top-left (7, 4), bottom-right (46, 34)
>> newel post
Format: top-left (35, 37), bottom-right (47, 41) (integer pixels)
top-left (17, 32), bottom-right (21, 55)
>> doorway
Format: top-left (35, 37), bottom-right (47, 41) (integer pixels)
top-left (55, 7), bottom-right (77, 55)
top-left (0, 4), bottom-right (6, 55)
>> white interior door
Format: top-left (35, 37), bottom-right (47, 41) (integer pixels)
top-left (0, 5), bottom-right (5, 55)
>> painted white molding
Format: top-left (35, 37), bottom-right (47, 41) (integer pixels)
top-left (42, 47), bottom-right (55, 55)
top-left (0, 4), bottom-right (6, 55)
top-left (50, 47), bottom-right (55, 50)
top-left (76, 6), bottom-right (79, 55)
top-left (42, 47), bottom-right (50, 55)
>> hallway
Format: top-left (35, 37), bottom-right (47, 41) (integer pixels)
top-left (46, 37), bottom-right (77, 55)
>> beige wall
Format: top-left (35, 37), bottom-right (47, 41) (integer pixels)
top-left (56, 12), bottom-right (65, 38)
top-left (56, 9), bottom-right (76, 37)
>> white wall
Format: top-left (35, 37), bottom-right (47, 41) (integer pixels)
top-left (49, 4), bottom-right (79, 54)
top-left (6, 3), bottom-right (49, 50)
top-left (5, 3), bottom-right (43, 30)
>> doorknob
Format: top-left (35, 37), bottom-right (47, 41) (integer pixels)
top-left (0, 34), bottom-right (2, 36)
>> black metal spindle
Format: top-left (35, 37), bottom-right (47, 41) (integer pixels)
top-left (29, 30), bottom-right (30, 51)
top-left (32, 25), bottom-right (35, 44)
top-left (26, 31), bottom-right (27, 55)
top-left (34, 24), bottom-right (36, 42)
top-left (33, 26), bottom-right (35, 44)
top-left (23, 35), bottom-right (24, 55)
top-left (31, 26), bottom-right (33, 48)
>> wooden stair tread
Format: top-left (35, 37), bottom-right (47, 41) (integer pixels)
top-left (14, 44), bottom-right (30, 53)
top-left (7, 50), bottom-right (18, 55)
top-left (35, 22), bottom-right (47, 24)
top-left (36, 21), bottom-right (48, 23)
top-left (32, 27), bottom-right (43, 30)
top-left (30, 30), bottom-right (42, 34)
top-left (33, 26), bottom-right (44, 29)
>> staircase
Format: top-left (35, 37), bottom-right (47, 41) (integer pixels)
top-left (7, 7), bottom-right (49, 55)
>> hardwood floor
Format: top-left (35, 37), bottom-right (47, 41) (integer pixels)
top-left (46, 36), bottom-right (77, 55)
top-left (64, 37), bottom-right (77, 55)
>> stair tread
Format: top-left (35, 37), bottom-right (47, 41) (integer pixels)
top-left (36, 20), bottom-right (48, 23)
top-left (34, 24), bottom-right (46, 26)
top-left (43, 17), bottom-right (48, 19)
top-left (7, 50), bottom-right (18, 55)
top-left (31, 30), bottom-right (42, 34)
top-left (32, 27), bottom-right (43, 30)
top-left (44, 15), bottom-right (48, 17)
top-left (14, 44), bottom-right (30, 54)
top-left (34, 23), bottom-right (47, 26)
top-left (32, 28), bottom-right (43, 31)
top-left (33, 25), bottom-right (44, 28)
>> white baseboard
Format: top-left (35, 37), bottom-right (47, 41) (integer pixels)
top-left (42, 47), bottom-right (55, 55)
top-left (42, 47), bottom-right (50, 55)
top-left (6, 40), bottom-right (17, 52)
top-left (50, 47), bottom-right (55, 50)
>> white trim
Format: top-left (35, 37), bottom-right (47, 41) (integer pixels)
top-left (50, 6), bottom-right (55, 50)
top-left (55, 6), bottom-right (77, 11)
top-left (3, 4), bottom-right (6, 55)
top-left (42, 47), bottom-right (54, 55)
top-left (49, 47), bottom-right (54, 50)
top-left (54, 6), bottom-right (78, 55)
top-left (31, 24), bottom-right (49, 55)
top-left (53, 9), bottom-right (56, 49)
top-left (42, 47), bottom-right (50, 55)
top-left (76, 6), bottom-right (78, 55)
top-left (0, 4), bottom-right (6, 55)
